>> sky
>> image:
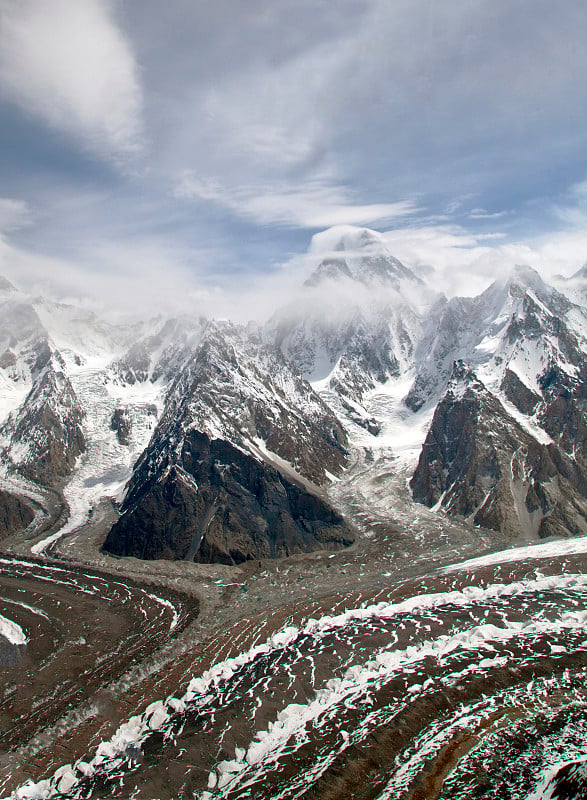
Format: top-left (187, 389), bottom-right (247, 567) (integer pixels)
top-left (0, 0), bottom-right (587, 317)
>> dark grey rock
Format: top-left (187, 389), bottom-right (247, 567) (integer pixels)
top-left (103, 430), bottom-right (354, 563)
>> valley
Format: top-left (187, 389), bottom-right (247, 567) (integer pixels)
top-left (0, 228), bottom-right (585, 798)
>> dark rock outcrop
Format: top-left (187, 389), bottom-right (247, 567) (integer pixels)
top-left (103, 320), bottom-right (353, 563)
top-left (110, 408), bottom-right (131, 446)
top-left (500, 368), bottom-right (541, 415)
top-left (103, 430), bottom-right (354, 563)
top-left (0, 491), bottom-right (34, 538)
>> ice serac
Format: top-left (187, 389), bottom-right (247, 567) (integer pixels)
top-left (103, 320), bottom-right (353, 563)
top-left (410, 361), bottom-right (587, 539)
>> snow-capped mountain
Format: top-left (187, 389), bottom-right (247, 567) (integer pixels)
top-left (405, 265), bottom-right (583, 410)
top-left (0, 225), bottom-right (585, 559)
top-left (0, 287), bottom-right (163, 537)
top-left (268, 238), bottom-right (587, 542)
top-left (103, 319), bottom-right (353, 563)
top-left (269, 227), bottom-right (429, 430)
top-left (405, 266), bottom-right (587, 537)
top-left (0, 285), bottom-right (86, 485)
top-left (557, 262), bottom-right (587, 305)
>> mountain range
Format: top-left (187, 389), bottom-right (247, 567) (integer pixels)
top-left (0, 226), bottom-right (585, 559)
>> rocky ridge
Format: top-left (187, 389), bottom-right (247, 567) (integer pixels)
top-left (103, 320), bottom-right (354, 563)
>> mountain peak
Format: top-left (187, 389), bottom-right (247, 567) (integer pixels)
top-left (306, 226), bottom-right (422, 289)
top-left (310, 225), bottom-right (386, 256)
top-left (304, 257), bottom-right (353, 287)
top-left (0, 276), bottom-right (17, 293)
top-left (446, 360), bottom-right (485, 397)
top-left (570, 262), bottom-right (587, 280)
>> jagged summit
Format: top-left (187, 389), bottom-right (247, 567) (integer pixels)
top-left (411, 356), bottom-right (587, 539)
top-left (445, 359), bottom-right (486, 397)
top-left (501, 264), bottom-right (572, 316)
top-left (405, 260), bottom-right (584, 412)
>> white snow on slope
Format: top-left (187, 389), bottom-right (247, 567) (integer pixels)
top-left (0, 372), bottom-right (30, 431)
top-left (32, 354), bottom-right (163, 554)
top-left (443, 535), bottom-right (587, 572)
top-left (0, 612), bottom-right (27, 645)
top-left (316, 372), bottom-right (433, 472)
top-left (8, 573), bottom-right (587, 800)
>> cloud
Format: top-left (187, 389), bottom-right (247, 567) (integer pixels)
top-left (0, 0), bottom-right (143, 161)
top-left (380, 222), bottom-right (587, 298)
top-left (0, 197), bottom-right (31, 232)
top-left (0, 228), bottom-right (222, 320)
top-left (175, 171), bottom-right (417, 228)
top-left (467, 208), bottom-right (509, 220)
top-left (2, 0), bottom-right (587, 314)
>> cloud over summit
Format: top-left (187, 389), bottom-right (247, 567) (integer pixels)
top-left (0, 0), bottom-right (586, 309)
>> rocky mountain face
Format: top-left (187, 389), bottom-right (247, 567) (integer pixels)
top-left (0, 287), bottom-right (86, 487)
top-left (103, 431), bottom-right (353, 563)
top-left (406, 266), bottom-right (583, 411)
top-left (410, 362), bottom-right (587, 539)
top-left (0, 489), bottom-right (34, 538)
top-left (111, 315), bottom-right (206, 385)
top-left (408, 265), bottom-right (587, 538)
top-left (1, 355), bottom-right (86, 486)
top-left (103, 320), bottom-right (354, 563)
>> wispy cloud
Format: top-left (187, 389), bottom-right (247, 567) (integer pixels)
top-left (175, 171), bottom-right (417, 228)
top-left (2, 0), bottom-right (587, 309)
top-left (0, 0), bottom-right (143, 162)
top-left (467, 208), bottom-right (509, 220)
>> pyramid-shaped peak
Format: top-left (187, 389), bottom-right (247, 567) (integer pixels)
top-left (308, 226), bottom-right (421, 288)
top-left (304, 257), bottom-right (353, 287)
top-left (502, 264), bottom-right (574, 317)
top-left (570, 262), bottom-right (587, 280)
top-left (310, 225), bottom-right (387, 256)
top-left (0, 275), bottom-right (17, 293)
top-left (508, 264), bottom-right (547, 290)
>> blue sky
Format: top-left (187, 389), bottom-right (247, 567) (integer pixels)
top-left (0, 0), bottom-right (586, 315)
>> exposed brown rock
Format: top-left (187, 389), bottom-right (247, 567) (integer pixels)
top-left (0, 490), bottom-right (33, 538)
top-left (110, 408), bottom-right (131, 446)
top-left (411, 362), bottom-right (587, 539)
top-left (103, 430), bottom-right (354, 563)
